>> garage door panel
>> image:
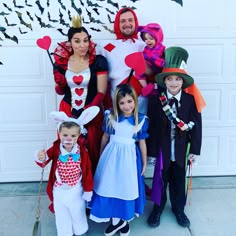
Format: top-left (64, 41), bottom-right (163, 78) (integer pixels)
top-left (0, 133), bottom-right (55, 182)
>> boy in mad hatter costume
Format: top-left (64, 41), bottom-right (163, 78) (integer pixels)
top-left (147, 47), bottom-right (204, 228)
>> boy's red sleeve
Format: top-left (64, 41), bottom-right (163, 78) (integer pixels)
top-left (80, 145), bottom-right (94, 191)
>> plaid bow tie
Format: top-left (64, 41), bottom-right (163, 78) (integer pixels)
top-left (59, 153), bottom-right (80, 163)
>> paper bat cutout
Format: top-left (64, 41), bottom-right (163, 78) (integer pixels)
top-left (4, 17), bottom-right (17, 27)
top-left (93, 8), bottom-right (99, 15)
top-left (86, 0), bottom-right (101, 8)
top-left (107, 14), bottom-right (114, 23)
top-left (19, 27), bottom-right (27, 34)
top-left (35, 0), bottom-right (44, 15)
top-left (15, 11), bottom-right (33, 30)
top-left (35, 14), bottom-right (54, 28)
top-left (90, 27), bottom-right (101, 32)
top-left (107, 0), bottom-right (119, 9)
top-left (79, 0), bottom-right (84, 6)
top-left (105, 8), bottom-right (115, 15)
top-left (25, 0), bottom-right (33, 7)
top-left (71, 0), bottom-right (82, 15)
top-left (102, 25), bottom-right (114, 34)
top-left (0, 11), bottom-right (10, 16)
top-left (26, 11), bottom-right (34, 21)
top-left (1, 31), bottom-right (18, 44)
top-left (58, 0), bottom-right (66, 11)
top-left (59, 9), bottom-right (70, 27)
top-left (57, 28), bottom-right (67, 36)
top-left (48, 12), bottom-right (58, 23)
top-left (3, 3), bottom-right (12, 12)
top-left (13, 0), bottom-right (24, 9)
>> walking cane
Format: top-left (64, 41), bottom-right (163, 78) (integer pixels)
top-left (32, 162), bottom-right (45, 236)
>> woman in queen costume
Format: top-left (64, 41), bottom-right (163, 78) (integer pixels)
top-left (90, 84), bottom-right (149, 236)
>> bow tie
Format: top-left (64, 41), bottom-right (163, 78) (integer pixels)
top-left (59, 153), bottom-right (80, 163)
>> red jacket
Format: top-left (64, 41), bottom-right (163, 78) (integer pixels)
top-left (37, 138), bottom-right (93, 213)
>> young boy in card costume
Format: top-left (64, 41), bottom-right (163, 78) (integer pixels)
top-left (147, 47), bottom-right (203, 228)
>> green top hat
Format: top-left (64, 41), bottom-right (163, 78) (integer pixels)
top-left (155, 46), bottom-right (194, 89)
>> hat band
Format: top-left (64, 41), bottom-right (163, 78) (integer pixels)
top-left (162, 68), bottom-right (187, 74)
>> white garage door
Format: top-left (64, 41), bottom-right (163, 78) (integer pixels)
top-left (0, 0), bottom-right (235, 182)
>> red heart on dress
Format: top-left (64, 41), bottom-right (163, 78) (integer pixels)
top-left (75, 100), bottom-right (83, 107)
top-left (36, 36), bottom-right (51, 50)
top-left (75, 88), bottom-right (84, 96)
top-left (73, 75), bottom-right (83, 85)
top-left (125, 52), bottom-right (146, 74)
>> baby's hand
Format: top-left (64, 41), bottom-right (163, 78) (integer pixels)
top-left (37, 150), bottom-right (46, 162)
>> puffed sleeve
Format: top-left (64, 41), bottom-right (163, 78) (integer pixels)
top-left (137, 115), bottom-right (149, 140)
top-left (95, 55), bottom-right (108, 74)
top-left (102, 110), bottom-right (115, 135)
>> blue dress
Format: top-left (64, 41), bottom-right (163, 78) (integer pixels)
top-left (90, 111), bottom-right (149, 222)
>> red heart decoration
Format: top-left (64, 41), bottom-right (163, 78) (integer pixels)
top-left (75, 100), bottom-right (83, 107)
top-left (125, 52), bottom-right (146, 74)
top-left (36, 36), bottom-right (51, 51)
top-left (73, 75), bottom-right (83, 85)
top-left (75, 88), bottom-right (84, 96)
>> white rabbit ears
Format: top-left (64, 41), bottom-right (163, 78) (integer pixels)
top-left (50, 106), bottom-right (100, 132)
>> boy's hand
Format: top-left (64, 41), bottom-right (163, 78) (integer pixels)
top-left (82, 191), bottom-right (93, 202)
top-left (37, 150), bottom-right (46, 162)
top-left (188, 154), bottom-right (198, 163)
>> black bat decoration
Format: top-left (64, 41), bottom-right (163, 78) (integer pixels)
top-left (15, 11), bottom-right (33, 30)
top-left (1, 31), bottom-right (18, 44)
top-left (13, 0), bottom-right (24, 9)
top-left (59, 9), bottom-right (70, 27)
top-left (26, 11), bottom-right (34, 21)
top-left (48, 12), bottom-right (58, 23)
top-left (0, 27), bottom-right (6, 32)
top-left (0, 62), bottom-right (3, 65)
top-left (4, 17), bottom-right (17, 26)
top-left (19, 27), bottom-right (27, 34)
top-left (35, 14), bottom-right (54, 28)
top-left (107, 14), bottom-right (114, 23)
top-left (0, 37), bottom-right (3, 41)
top-left (79, 0), bottom-right (84, 6)
top-left (57, 28), bottom-right (67, 36)
top-left (3, 3), bottom-right (12, 12)
top-left (71, 0), bottom-right (82, 15)
top-left (47, 0), bottom-right (50, 7)
top-left (86, 8), bottom-right (92, 19)
top-left (25, 0), bottom-right (33, 7)
top-left (107, 0), bottom-right (119, 9)
top-left (90, 27), bottom-right (101, 32)
top-left (90, 17), bottom-right (104, 24)
top-left (0, 11), bottom-right (10, 16)
top-left (102, 25), bottom-right (114, 34)
top-left (172, 0), bottom-right (183, 6)
top-left (35, 0), bottom-right (44, 15)
top-left (129, 0), bottom-right (139, 2)
top-left (121, 5), bottom-right (136, 10)
top-left (105, 8), bottom-right (115, 15)
top-left (58, 0), bottom-right (66, 11)
top-left (93, 8), bottom-right (99, 15)
top-left (86, 0), bottom-right (101, 8)
top-left (68, 10), bottom-right (72, 21)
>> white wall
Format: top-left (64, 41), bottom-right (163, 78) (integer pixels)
top-left (0, 0), bottom-right (236, 181)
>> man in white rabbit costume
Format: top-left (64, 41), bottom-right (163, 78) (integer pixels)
top-left (35, 106), bottom-right (99, 236)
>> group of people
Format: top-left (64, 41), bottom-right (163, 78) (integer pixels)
top-left (35, 7), bottom-right (204, 236)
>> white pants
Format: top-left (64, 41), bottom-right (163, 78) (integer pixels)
top-left (53, 183), bottom-right (88, 236)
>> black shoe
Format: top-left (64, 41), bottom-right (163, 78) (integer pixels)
top-left (119, 222), bottom-right (130, 236)
top-left (173, 211), bottom-right (190, 227)
top-left (104, 220), bottom-right (127, 236)
top-left (147, 210), bottom-right (161, 227)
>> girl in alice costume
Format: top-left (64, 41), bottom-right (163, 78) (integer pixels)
top-left (90, 84), bottom-right (149, 236)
